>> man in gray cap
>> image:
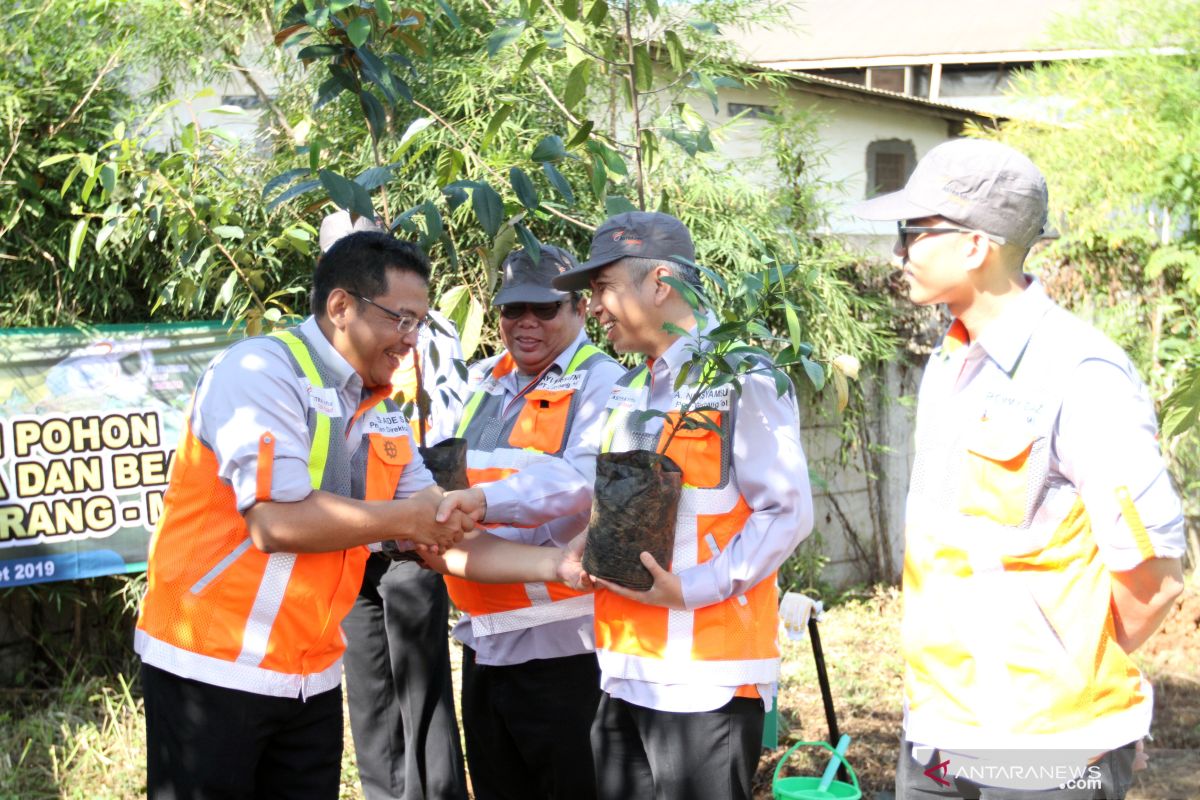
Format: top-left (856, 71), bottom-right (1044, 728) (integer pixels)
top-left (320, 210), bottom-right (472, 800)
top-left (440, 244), bottom-right (624, 799)
top-left (549, 211), bottom-right (814, 800)
top-left (853, 139), bottom-right (1184, 798)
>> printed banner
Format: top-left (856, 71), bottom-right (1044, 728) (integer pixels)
top-left (0, 323), bottom-right (237, 587)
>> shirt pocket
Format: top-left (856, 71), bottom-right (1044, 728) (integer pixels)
top-left (508, 389), bottom-right (574, 454)
top-left (657, 410), bottom-right (723, 489)
top-left (366, 433), bottom-right (413, 500)
top-left (958, 424), bottom-right (1036, 526)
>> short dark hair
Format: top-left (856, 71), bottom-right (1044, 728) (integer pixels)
top-left (626, 256), bottom-right (703, 292)
top-left (311, 232), bottom-right (430, 317)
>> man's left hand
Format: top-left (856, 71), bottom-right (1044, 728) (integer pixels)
top-left (594, 552), bottom-right (685, 609)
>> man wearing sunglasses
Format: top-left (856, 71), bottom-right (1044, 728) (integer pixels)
top-left (440, 244), bottom-right (624, 799)
top-left (854, 139), bottom-right (1185, 798)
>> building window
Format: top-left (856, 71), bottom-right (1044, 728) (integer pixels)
top-left (866, 139), bottom-right (916, 197)
top-left (867, 67), bottom-right (906, 94)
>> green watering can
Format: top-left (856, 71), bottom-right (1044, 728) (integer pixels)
top-left (772, 734), bottom-right (860, 800)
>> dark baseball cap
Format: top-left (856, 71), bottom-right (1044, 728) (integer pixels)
top-left (493, 244), bottom-right (578, 305)
top-left (552, 211), bottom-right (695, 291)
top-left (853, 139), bottom-right (1050, 249)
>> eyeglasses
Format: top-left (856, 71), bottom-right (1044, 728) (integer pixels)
top-left (357, 295), bottom-right (425, 334)
top-left (499, 301), bottom-right (565, 321)
top-left (896, 222), bottom-right (1005, 251)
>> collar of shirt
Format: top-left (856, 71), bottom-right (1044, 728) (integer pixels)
top-left (649, 311), bottom-right (717, 389)
top-left (298, 315), bottom-right (365, 403)
top-left (970, 277), bottom-right (1054, 376)
top-left (498, 327), bottom-right (592, 394)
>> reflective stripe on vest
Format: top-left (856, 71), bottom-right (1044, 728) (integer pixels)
top-left (136, 327), bottom-right (409, 698)
top-left (444, 340), bottom-right (609, 634)
top-left (902, 305), bottom-right (1151, 750)
top-left (595, 363), bottom-right (779, 687)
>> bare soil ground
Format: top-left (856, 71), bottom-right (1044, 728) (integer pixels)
top-left (752, 584), bottom-right (1200, 800)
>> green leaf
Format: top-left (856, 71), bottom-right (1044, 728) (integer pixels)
top-left (472, 183), bottom-right (504, 238)
top-left (461, 294), bottom-right (486, 359)
top-left (585, 0), bottom-right (608, 25)
top-left (662, 321), bottom-right (690, 337)
top-left (330, 0), bottom-right (356, 11)
top-left (433, 0), bottom-right (462, 28)
top-left (510, 167), bottom-right (539, 210)
top-left (298, 44), bottom-right (345, 59)
top-left (542, 162), bottom-right (575, 205)
top-left (518, 41), bottom-right (547, 74)
top-left (589, 153), bottom-right (607, 198)
top-left (566, 120), bottom-right (594, 148)
top-left (564, 60), bottom-right (591, 110)
top-left (515, 224), bottom-right (541, 259)
top-left (438, 283), bottom-right (470, 320)
top-left (644, 0), bottom-right (659, 19)
top-left (263, 168), bottom-right (313, 198)
top-left (356, 165), bottom-right (393, 191)
top-left (773, 368), bottom-right (792, 399)
top-left (784, 302), bottom-right (803, 350)
top-left (660, 275), bottom-right (703, 311)
top-left (319, 169), bottom-right (375, 219)
top-left (376, 0), bottom-right (393, 25)
top-left (38, 153), bottom-right (78, 169)
top-left (78, 153), bottom-right (96, 177)
top-left (587, 140), bottom-right (627, 176)
top-left (98, 163), bottom-right (117, 196)
top-left (604, 195), bottom-right (637, 216)
top-left (561, 0), bottom-right (580, 20)
top-left (488, 19), bottom-right (526, 57)
top-left (216, 270), bottom-right (239, 308)
top-left (347, 15), bottom-right (372, 48)
top-left (68, 217), bottom-right (88, 270)
top-left (664, 30), bottom-right (686, 72)
top-left (541, 26), bottom-right (565, 48)
top-left (633, 44), bottom-right (653, 92)
top-left (482, 105), bottom-right (513, 150)
top-left (689, 20), bottom-right (719, 34)
top-left (360, 91), bottom-right (388, 143)
top-left (267, 179), bottom-right (322, 211)
top-left (422, 201), bottom-right (443, 247)
top-left (531, 135), bottom-right (569, 163)
top-left (1161, 365), bottom-right (1200, 438)
top-left (801, 357), bottom-right (825, 391)
top-left (213, 225), bottom-right (245, 239)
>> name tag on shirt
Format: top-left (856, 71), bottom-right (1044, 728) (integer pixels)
top-left (672, 385), bottom-right (733, 412)
top-left (366, 411), bottom-right (412, 437)
top-left (304, 382), bottom-right (342, 417)
top-left (539, 371), bottom-right (586, 392)
top-left (606, 385), bottom-right (647, 412)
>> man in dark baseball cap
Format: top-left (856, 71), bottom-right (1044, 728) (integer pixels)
top-left (550, 210), bottom-right (814, 800)
top-left (552, 210), bottom-right (695, 292)
top-left (852, 139), bottom-right (1185, 800)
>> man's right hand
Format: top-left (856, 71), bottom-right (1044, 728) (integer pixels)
top-left (402, 486), bottom-right (474, 551)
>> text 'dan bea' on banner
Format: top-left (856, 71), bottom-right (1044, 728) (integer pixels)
top-left (0, 322), bottom-right (238, 587)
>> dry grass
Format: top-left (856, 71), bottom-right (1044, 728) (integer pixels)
top-left (3, 583), bottom-right (1195, 800)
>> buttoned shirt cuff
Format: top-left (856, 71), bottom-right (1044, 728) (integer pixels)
top-left (479, 482), bottom-right (520, 525)
top-left (679, 564), bottom-right (725, 610)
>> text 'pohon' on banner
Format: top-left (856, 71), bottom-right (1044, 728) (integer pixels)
top-left (0, 323), bottom-right (237, 587)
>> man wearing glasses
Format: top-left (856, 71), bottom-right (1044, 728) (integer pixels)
top-left (854, 139), bottom-right (1185, 798)
top-left (440, 244), bottom-right (624, 800)
top-left (136, 230), bottom-right (476, 799)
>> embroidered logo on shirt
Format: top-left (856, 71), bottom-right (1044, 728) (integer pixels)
top-left (303, 382), bottom-right (342, 417)
top-left (606, 385), bottom-right (647, 411)
top-left (538, 371), bottom-right (586, 392)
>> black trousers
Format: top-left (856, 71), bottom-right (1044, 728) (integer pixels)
top-left (590, 692), bottom-right (764, 800)
top-left (895, 738), bottom-right (1139, 800)
top-left (460, 645), bottom-right (601, 800)
top-left (342, 555), bottom-right (467, 800)
top-left (142, 662), bottom-right (342, 800)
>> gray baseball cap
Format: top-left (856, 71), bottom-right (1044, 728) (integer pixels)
top-left (552, 211), bottom-right (695, 291)
top-left (853, 139), bottom-right (1049, 249)
top-left (319, 209), bottom-right (385, 253)
top-left (493, 245), bottom-right (578, 305)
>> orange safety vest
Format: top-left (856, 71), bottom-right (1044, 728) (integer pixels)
top-left (135, 328), bottom-right (413, 698)
top-left (443, 340), bottom-right (612, 637)
top-left (903, 307), bottom-right (1152, 750)
top-left (595, 364), bottom-right (779, 688)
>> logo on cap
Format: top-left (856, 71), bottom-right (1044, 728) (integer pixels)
top-left (612, 230), bottom-right (643, 246)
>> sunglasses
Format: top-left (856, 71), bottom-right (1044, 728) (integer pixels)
top-left (896, 221), bottom-right (1006, 251)
top-left (499, 301), bottom-right (565, 321)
